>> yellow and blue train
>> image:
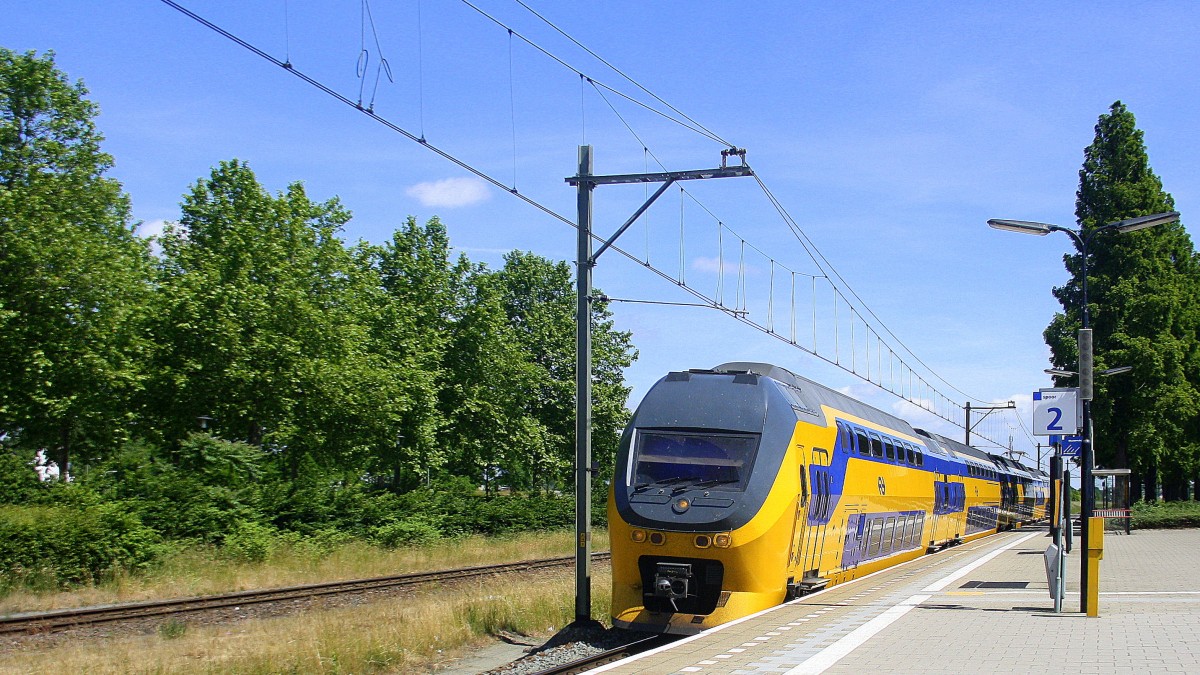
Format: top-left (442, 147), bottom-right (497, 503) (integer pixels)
top-left (608, 362), bottom-right (1048, 634)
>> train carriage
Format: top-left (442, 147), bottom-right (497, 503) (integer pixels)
top-left (609, 362), bottom-right (1041, 635)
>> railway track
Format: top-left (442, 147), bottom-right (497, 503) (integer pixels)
top-left (1, 551), bottom-right (611, 636)
top-left (530, 634), bottom-right (677, 675)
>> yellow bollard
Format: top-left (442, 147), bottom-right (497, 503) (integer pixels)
top-left (1086, 516), bottom-right (1104, 617)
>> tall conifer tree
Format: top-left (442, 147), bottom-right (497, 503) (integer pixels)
top-left (1045, 101), bottom-right (1200, 501)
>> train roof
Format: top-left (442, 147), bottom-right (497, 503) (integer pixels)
top-left (922, 429), bottom-right (1043, 479)
top-left (708, 363), bottom-right (1046, 471)
top-left (991, 454), bottom-right (1036, 479)
top-left (918, 430), bottom-right (992, 464)
top-left (713, 362), bottom-right (920, 436)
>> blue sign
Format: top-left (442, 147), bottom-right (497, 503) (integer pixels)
top-left (1056, 435), bottom-right (1082, 457)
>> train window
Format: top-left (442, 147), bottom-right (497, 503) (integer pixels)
top-left (883, 438), bottom-right (896, 461)
top-left (836, 422), bottom-right (851, 454)
top-left (883, 517), bottom-right (896, 553)
top-left (855, 429), bottom-right (870, 456)
top-left (867, 519), bottom-right (883, 556)
top-left (632, 430), bottom-right (759, 491)
top-left (799, 466), bottom-right (808, 507)
top-left (869, 433), bottom-right (884, 457)
top-left (904, 516), bottom-right (917, 546)
top-left (823, 473), bottom-right (833, 519)
top-left (810, 468), bottom-right (824, 519)
top-left (905, 443), bottom-right (916, 465)
top-left (916, 451), bottom-right (924, 467)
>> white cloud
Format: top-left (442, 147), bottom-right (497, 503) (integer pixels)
top-left (405, 177), bottom-right (491, 208)
top-left (135, 219), bottom-right (169, 240)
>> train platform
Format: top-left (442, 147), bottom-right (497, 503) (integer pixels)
top-left (594, 526), bottom-right (1200, 674)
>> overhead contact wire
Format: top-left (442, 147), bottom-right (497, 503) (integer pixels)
top-left (508, 0), bottom-right (734, 148)
top-left (457, 0), bottom-right (728, 145)
top-left (160, 0), bottom-right (1010, 444)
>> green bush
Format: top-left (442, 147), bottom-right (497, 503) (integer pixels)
top-left (0, 503), bottom-right (161, 590)
top-left (1131, 500), bottom-right (1200, 529)
top-left (373, 516), bottom-right (443, 548)
top-left (0, 450), bottom-right (45, 504)
top-left (221, 521), bottom-right (278, 563)
top-left (91, 439), bottom-right (263, 542)
top-left (391, 480), bottom-right (574, 537)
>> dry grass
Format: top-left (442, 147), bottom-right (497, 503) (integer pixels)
top-left (0, 566), bottom-right (614, 674)
top-left (0, 528), bottom-right (609, 615)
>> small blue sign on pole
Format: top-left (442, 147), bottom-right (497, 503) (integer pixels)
top-left (1058, 436), bottom-right (1083, 457)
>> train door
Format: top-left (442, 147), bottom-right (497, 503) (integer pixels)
top-left (841, 508), bottom-right (865, 571)
top-left (948, 475), bottom-right (965, 543)
top-left (927, 473), bottom-right (942, 551)
top-left (796, 446), bottom-right (833, 592)
top-left (928, 473), bottom-right (957, 551)
top-left (787, 453), bottom-right (809, 577)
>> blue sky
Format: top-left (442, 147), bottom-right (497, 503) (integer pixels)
top-left (5, 1), bottom-right (1198, 469)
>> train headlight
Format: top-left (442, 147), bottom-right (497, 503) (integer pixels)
top-left (649, 532), bottom-right (666, 545)
top-left (672, 498), bottom-right (691, 513)
top-left (694, 535), bottom-right (711, 548)
top-left (631, 529), bottom-right (647, 543)
top-left (713, 533), bottom-right (732, 548)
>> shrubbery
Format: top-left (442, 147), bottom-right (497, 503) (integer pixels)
top-left (1131, 500), bottom-right (1200, 529)
top-left (0, 439), bottom-right (583, 590)
top-left (373, 516), bottom-right (443, 548)
top-left (0, 502), bottom-right (161, 590)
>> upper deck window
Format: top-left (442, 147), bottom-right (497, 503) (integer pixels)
top-left (632, 430), bottom-right (760, 492)
top-left (836, 422), bottom-right (853, 454)
top-left (869, 432), bottom-right (884, 457)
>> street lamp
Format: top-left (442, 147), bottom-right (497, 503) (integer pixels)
top-left (989, 210), bottom-right (1178, 615)
top-left (1045, 366), bottom-right (1133, 378)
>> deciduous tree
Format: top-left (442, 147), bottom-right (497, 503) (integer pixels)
top-left (146, 160), bottom-right (371, 473)
top-left (0, 49), bottom-right (152, 473)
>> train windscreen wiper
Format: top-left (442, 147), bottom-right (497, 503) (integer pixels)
top-left (687, 478), bottom-right (739, 489)
top-left (633, 476), bottom-right (689, 493)
top-left (667, 478), bottom-right (739, 494)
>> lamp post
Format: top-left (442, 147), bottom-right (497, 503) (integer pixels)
top-left (989, 210), bottom-right (1178, 614)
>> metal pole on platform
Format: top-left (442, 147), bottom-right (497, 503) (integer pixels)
top-left (988, 211), bottom-right (1178, 615)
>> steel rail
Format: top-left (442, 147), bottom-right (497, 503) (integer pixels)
top-left (529, 634), bottom-right (677, 675)
top-left (1, 552), bottom-right (611, 635)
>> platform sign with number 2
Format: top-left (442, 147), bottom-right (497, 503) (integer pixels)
top-left (1033, 388), bottom-right (1081, 436)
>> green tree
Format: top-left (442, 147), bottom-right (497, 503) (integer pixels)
top-left (1045, 101), bottom-right (1200, 501)
top-left (0, 49), bottom-right (152, 473)
top-left (146, 160), bottom-right (372, 473)
top-left (357, 217), bottom-right (456, 488)
top-left (494, 251), bottom-right (636, 491)
top-left (440, 258), bottom-right (547, 492)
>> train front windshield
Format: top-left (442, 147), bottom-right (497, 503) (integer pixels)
top-left (631, 431), bottom-right (759, 491)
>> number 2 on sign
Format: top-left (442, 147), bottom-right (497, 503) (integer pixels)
top-left (1047, 406), bottom-right (1063, 431)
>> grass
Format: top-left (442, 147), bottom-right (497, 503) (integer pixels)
top-left (0, 565), bottom-right (614, 674)
top-left (0, 527), bottom-right (608, 615)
